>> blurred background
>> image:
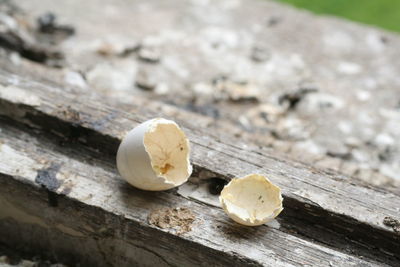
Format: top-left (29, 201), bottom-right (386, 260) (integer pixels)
top-left (0, 0), bottom-right (399, 264)
top-left (0, 0), bottom-right (398, 186)
top-left (278, 0), bottom-right (400, 33)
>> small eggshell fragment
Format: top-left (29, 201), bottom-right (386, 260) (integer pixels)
top-left (219, 174), bottom-right (283, 226)
top-left (116, 118), bottom-right (192, 191)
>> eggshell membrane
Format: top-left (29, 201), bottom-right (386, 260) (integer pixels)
top-left (116, 118), bottom-right (192, 191)
top-left (219, 174), bottom-right (283, 226)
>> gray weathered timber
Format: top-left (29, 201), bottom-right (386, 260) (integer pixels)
top-left (0, 122), bottom-right (386, 266)
top-left (0, 68), bottom-right (399, 264)
top-left (13, 0), bottom-right (400, 188)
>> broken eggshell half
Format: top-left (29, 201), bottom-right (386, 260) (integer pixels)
top-left (116, 118), bottom-right (192, 191)
top-left (219, 174), bottom-right (283, 226)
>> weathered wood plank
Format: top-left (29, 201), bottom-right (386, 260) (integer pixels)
top-left (12, 0), bottom-right (400, 191)
top-left (0, 121), bottom-right (386, 266)
top-left (0, 69), bottom-right (399, 264)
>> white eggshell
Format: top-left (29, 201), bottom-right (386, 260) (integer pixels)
top-left (116, 118), bottom-right (192, 191)
top-left (219, 174), bottom-right (283, 226)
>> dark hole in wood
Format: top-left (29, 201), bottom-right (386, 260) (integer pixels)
top-left (46, 189), bottom-right (58, 207)
top-left (207, 177), bottom-right (228, 195)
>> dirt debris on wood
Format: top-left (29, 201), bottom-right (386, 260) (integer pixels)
top-left (148, 207), bottom-right (196, 235)
top-left (213, 78), bottom-right (260, 103)
top-left (383, 216), bottom-right (400, 234)
top-left (36, 12), bottom-right (75, 42)
top-left (135, 67), bottom-right (158, 91)
top-left (250, 45), bottom-right (270, 63)
top-left (0, 1), bottom-right (72, 66)
top-left (137, 46), bottom-right (161, 63)
top-left (278, 87), bottom-right (318, 110)
top-left (60, 106), bottom-right (80, 122)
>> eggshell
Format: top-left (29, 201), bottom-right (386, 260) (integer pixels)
top-left (117, 118), bottom-right (192, 191)
top-left (219, 174), bottom-right (283, 226)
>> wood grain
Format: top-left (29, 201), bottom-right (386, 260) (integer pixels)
top-left (0, 68), bottom-right (399, 265)
top-left (0, 120), bottom-right (387, 267)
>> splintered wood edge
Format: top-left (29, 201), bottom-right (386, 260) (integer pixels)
top-left (0, 122), bottom-right (384, 266)
top-left (0, 69), bottom-right (399, 258)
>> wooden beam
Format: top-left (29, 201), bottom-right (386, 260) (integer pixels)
top-left (0, 120), bottom-right (387, 266)
top-left (0, 68), bottom-right (399, 265)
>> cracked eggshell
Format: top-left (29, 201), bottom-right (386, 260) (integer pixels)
top-left (116, 118), bottom-right (192, 191)
top-left (219, 174), bottom-right (283, 226)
